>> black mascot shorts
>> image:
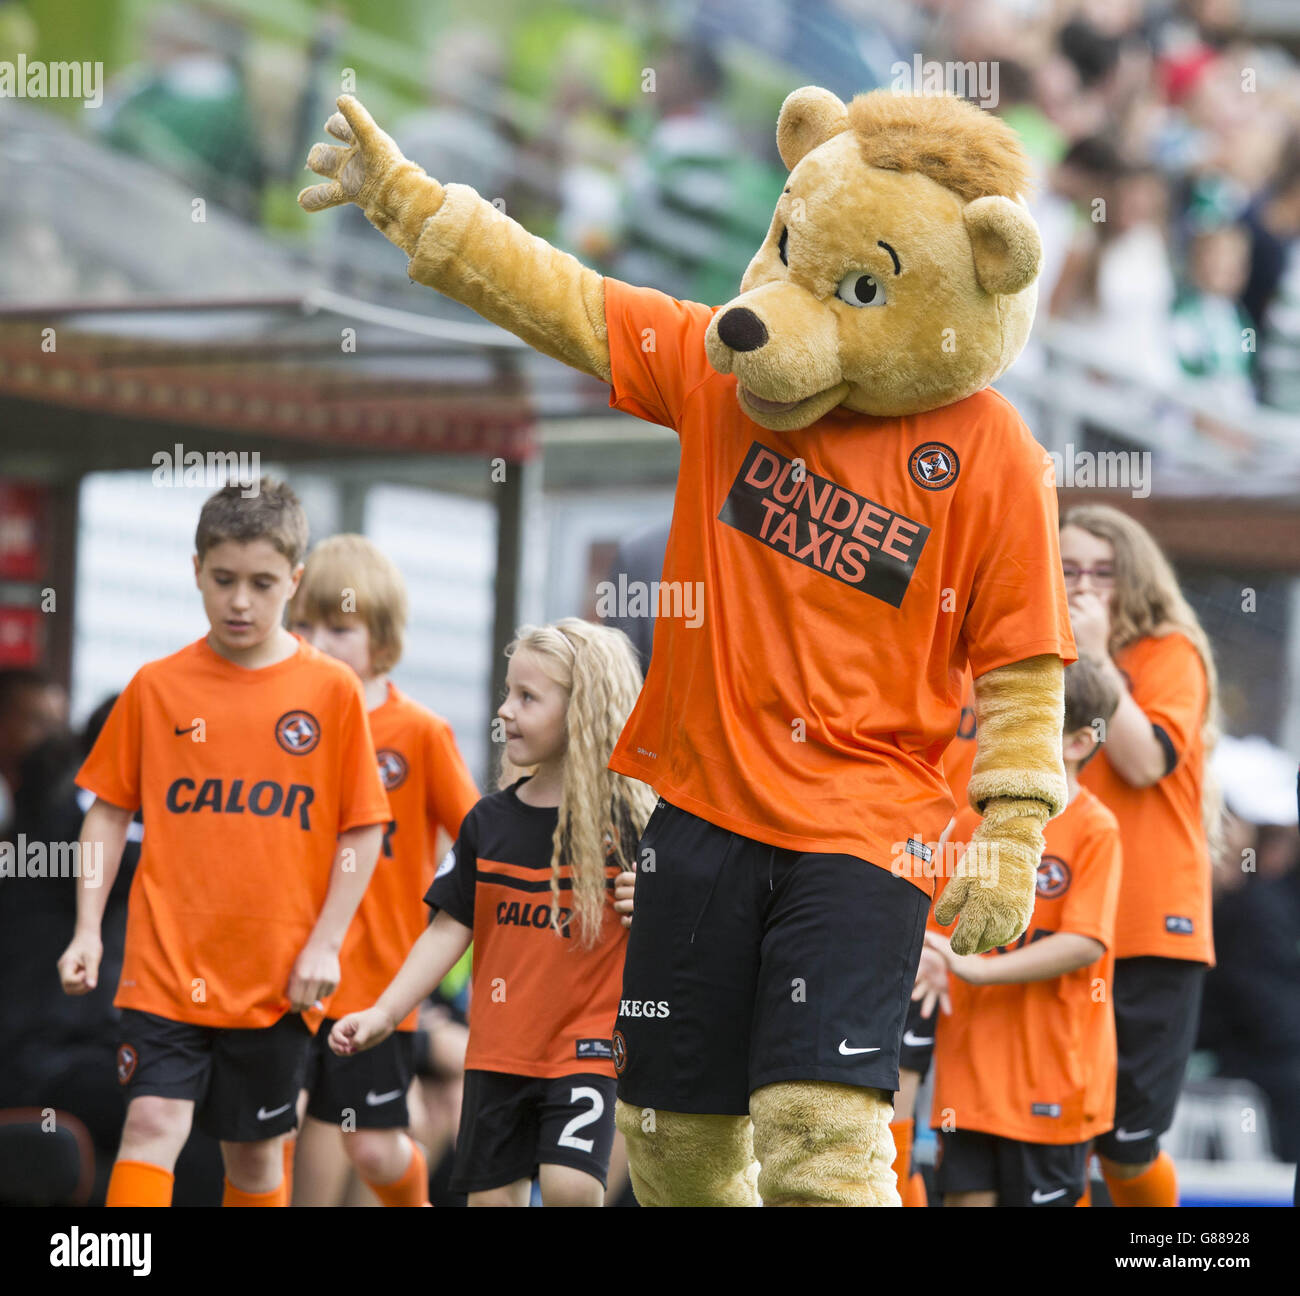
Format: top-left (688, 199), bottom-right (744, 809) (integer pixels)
top-left (614, 798), bottom-right (930, 1116)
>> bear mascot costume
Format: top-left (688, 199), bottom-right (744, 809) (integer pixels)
top-left (301, 85), bottom-right (1077, 1207)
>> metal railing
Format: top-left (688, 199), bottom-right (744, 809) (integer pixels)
top-left (1001, 321), bottom-right (1300, 493)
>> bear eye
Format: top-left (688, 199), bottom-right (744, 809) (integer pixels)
top-left (778, 225), bottom-right (789, 267)
top-left (836, 270), bottom-right (886, 308)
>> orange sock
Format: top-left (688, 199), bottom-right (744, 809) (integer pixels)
top-left (1076, 1178), bottom-right (1092, 1206)
top-left (282, 1136), bottom-right (296, 1205)
top-left (906, 1170), bottom-right (929, 1208)
top-left (1103, 1151), bottom-right (1178, 1207)
top-left (364, 1142), bottom-right (429, 1208)
top-left (106, 1159), bottom-right (174, 1207)
top-left (890, 1118), bottom-right (913, 1194)
top-left (222, 1178), bottom-right (286, 1207)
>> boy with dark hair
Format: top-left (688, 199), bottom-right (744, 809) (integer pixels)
top-left (58, 477), bottom-right (390, 1207)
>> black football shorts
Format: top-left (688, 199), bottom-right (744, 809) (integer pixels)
top-left (614, 798), bottom-right (930, 1116)
top-left (115, 1007), bottom-right (312, 1142)
top-left (898, 993), bottom-right (939, 1077)
top-left (1094, 955), bottom-right (1207, 1164)
top-left (450, 1070), bottom-right (618, 1194)
top-left (936, 1128), bottom-right (1090, 1206)
top-left (303, 1019), bottom-right (417, 1130)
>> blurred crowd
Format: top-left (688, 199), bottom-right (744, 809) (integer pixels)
top-left (7, 0), bottom-right (1299, 415)
top-left (941, 0), bottom-right (1300, 416)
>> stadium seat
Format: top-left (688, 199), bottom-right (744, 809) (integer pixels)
top-left (1167, 1077), bottom-right (1278, 1163)
top-left (0, 1107), bottom-right (95, 1206)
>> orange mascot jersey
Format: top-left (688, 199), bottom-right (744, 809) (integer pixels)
top-left (426, 779), bottom-right (627, 1079)
top-left (603, 279), bottom-right (1076, 891)
top-left (329, 682), bottom-right (479, 1026)
top-left (1079, 632), bottom-right (1214, 964)
top-left (941, 670), bottom-right (979, 812)
top-left (930, 791), bottom-right (1122, 1144)
top-left (76, 636), bottom-right (392, 1029)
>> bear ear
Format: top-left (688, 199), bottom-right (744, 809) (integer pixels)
top-left (964, 196), bottom-right (1043, 297)
top-left (777, 86), bottom-right (849, 170)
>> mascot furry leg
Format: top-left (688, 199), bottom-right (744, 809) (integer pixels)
top-left (615, 1102), bottom-right (760, 1207)
top-left (751, 1083), bottom-right (899, 1207)
top-left (615, 1086), bottom-right (897, 1207)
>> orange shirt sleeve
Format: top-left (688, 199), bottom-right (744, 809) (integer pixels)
top-left (1129, 633), bottom-right (1207, 775)
top-left (75, 672), bottom-right (144, 812)
top-left (1057, 809), bottom-right (1123, 950)
top-left (960, 409), bottom-right (1077, 677)
top-left (604, 277), bottom-right (719, 431)
top-left (424, 718), bottom-right (479, 841)
top-left (337, 678), bottom-right (392, 833)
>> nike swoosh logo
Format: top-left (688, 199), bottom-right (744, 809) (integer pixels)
top-left (1113, 1127), bottom-right (1154, 1142)
top-left (902, 1031), bottom-right (934, 1047)
top-left (174, 724), bottom-right (199, 736)
top-left (256, 1102), bottom-right (292, 1121)
top-left (838, 1040), bottom-right (881, 1056)
top-left (365, 1088), bottom-right (403, 1107)
top-left (1031, 1187), bottom-right (1068, 1204)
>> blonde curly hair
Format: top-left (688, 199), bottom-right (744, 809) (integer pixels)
top-left (496, 617), bottom-right (658, 948)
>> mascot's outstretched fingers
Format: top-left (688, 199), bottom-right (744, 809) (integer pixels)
top-left (750, 1082), bottom-right (898, 1207)
top-left (300, 95), bottom-right (612, 383)
top-left (615, 1100), bottom-right (760, 1207)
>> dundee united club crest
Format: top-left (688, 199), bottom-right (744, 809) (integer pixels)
top-left (377, 748), bottom-right (409, 789)
top-left (275, 710), bottom-right (320, 755)
top-left (1036, 855), bottom-right (1071, 899)
top-left (907, 442), bottom-right (960, 491)
top-left (116, 1044), bottom-right (138, 1085)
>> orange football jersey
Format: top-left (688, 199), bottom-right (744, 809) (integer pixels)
top-left (76, 636), bottom-right (391, 1029)
top-left (940, 670), bottom-right (979, 812)
top-left (426, 778), bottom-right (627, 1079)
top-left (1079, 632), bottom-right (1214, 963)
top-left (602, 278), bottom-right (1076, 896)
top-left (929, 788), bottom-right (1122, 1143)
top-left (328, 682), bottom-right (478, 1026)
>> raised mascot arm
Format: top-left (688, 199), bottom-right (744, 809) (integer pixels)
top-left (299, 95), bottom-right (611, 382)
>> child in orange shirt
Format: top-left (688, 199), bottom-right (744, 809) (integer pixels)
top-left (330, 619), bottom-right (654, 1205)
top-left (58, 479), bottom-right (390, 1207)
top-left (286, 534), bottom-right (479, 1207)
top-left (889, 669), bottom-right (980, 1206)
top-left (1062, 504), bottom-right (1221, 1207)
top-left (918, 656), bottom-right (1124, 1207)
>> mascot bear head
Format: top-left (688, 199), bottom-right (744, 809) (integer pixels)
top-left (705, 88), bottom-right (1043, 431)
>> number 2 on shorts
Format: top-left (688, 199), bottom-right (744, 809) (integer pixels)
top-left (557, 1085), bottom-right (604, 1152)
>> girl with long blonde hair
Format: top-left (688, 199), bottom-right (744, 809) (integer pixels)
top-left (328, 617), bottom-right (655, 1206)
top-left (496, 619), bottom-right (657, 948)
top-left (1059, 503), bottom-right (1222, 1209)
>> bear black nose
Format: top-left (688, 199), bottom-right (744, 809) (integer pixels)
top-left (716, 307), bottom-right (768, 352)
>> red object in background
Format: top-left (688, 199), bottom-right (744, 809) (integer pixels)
top-left (0, 606), bottom-right (42, 666)
top-left (1159, 46), bottom-right (1219, 106)
top-left (0, 482), bottom-right (47, 580)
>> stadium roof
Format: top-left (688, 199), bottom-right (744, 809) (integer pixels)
top-left (0, 98), bottom-right (616, 472)
top-left (0, 293), bottom-right (537, 464)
